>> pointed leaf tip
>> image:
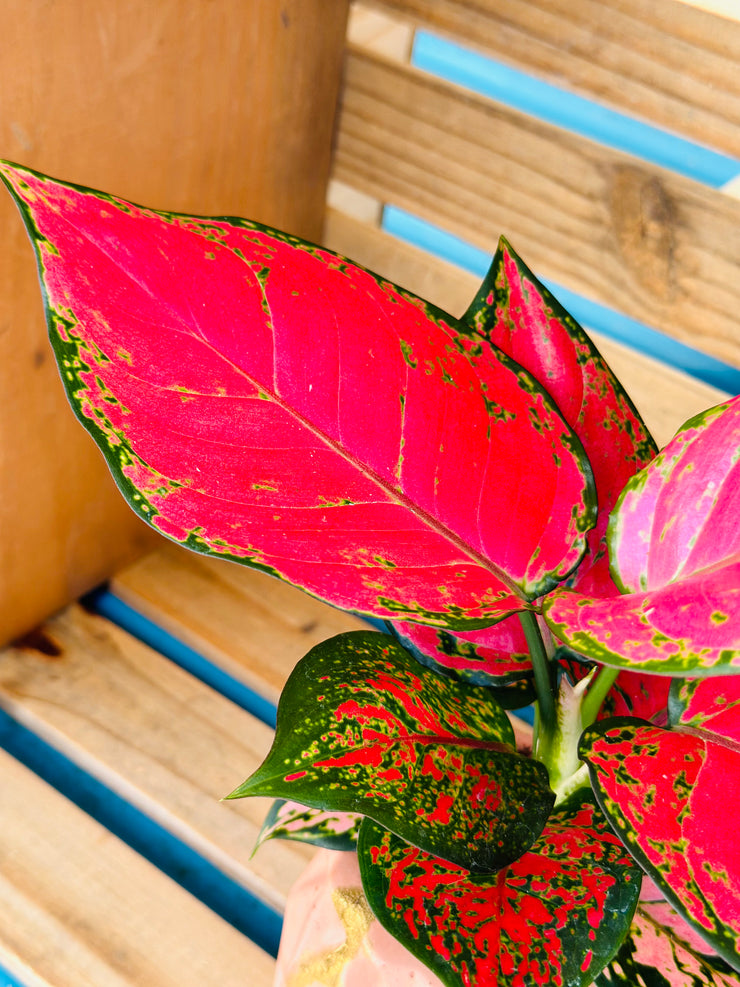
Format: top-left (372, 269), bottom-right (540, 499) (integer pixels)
top-left (2, 164), bottom-right (597, 628)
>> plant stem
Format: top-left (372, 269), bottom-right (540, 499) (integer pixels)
top-left (518, 610), bottom-right (556, 746)
top-left (580, 665), bottom-right (621, 728)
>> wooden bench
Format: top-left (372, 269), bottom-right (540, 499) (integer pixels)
top-left (1, 1), bottom-right (739, 983)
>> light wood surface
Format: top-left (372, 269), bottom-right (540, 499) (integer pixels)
top-left (0, 605), bottom-right (314, 912)
top-left (0, 0), bottom-right (349, 648)
top-left (332, 46), bottom-right (740, 370)
top-left (365, 0), bottom-right (740, 159)
top-left (0, 747), bottom-right (273, 987)
top-left (323, 207), bottom-right (728, 449)
top-left (111, 541), bottom-right (369, 707)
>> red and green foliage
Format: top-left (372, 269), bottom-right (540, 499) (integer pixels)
top-left (229, 632), bottom-right (553, 872)
top-left (581, 675), bottom-right (740, 970)
top-left (2, 159), bottom-right (739, 987)
top-left (358, 792), bottom-right (640, 987)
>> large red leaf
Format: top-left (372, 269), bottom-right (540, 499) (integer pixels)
top-left (0, 162), bottom-right (595, 628)
top-left (581, 705), bottom-right (740, 970)
top-left (358, 791), bottom-right (640, 987)
top-left (545, 398), bottom-right (740, 672)
top-left (464, 236), bottom-right (656, 599)
top-left (230, 632), bottom-right (553, 872)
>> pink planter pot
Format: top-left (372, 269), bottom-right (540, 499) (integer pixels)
top-left (274, 848), bottom-right (443, 987)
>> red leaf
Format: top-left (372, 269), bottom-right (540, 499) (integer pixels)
top-left (1, 162), bottom-right (595, 627)
top-left (581, 717), bottom-right (740, 970)
top-left (359, 791), bottom-right (640, 987)
top-left (465, 237), bottom-right (656, 599)
top-left (389, 613), bottom-right (532, 687)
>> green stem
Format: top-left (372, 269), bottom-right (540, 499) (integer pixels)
top-left (518, 610), bottom-right (556, 746)
top-left (580, 665), bottom-right (621, 728)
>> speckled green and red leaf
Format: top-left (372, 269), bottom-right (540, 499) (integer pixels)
top-left (580, 717), bottom-right (740, 970)
top-left (229, 631), bottom-right (554, 872)
top-left (669, 675), bottom-right (740, 742)
top-left (358, 790), bottom-right (640, 987)
top-left (0, 162), bottom-right (596, 628)
top-left (544, 398), bottom-right (740, 673)
top-left (254, 799), bottom-right (361, 852)
top-left (594, 902), bottom-right (740, 987)
top-left (388, 613), bottom-right (533, 689)
top-left (465, 236), bottom-right (656, 599)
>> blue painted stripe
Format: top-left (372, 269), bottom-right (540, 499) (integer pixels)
top-left (412, 31), bottom-right (740, 188)
top-left (0, 962), bottom-right (27, 987)
top-left (0, 706), bottom-right (283, 957)
top-left (84, 587), bottom-right (279, 729)
top-left (382, 205), bottom-right (740, 394)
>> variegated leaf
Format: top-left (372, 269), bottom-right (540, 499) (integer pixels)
top-left (0, 161), bottom-right (596, 628)
top-left (388, 613), bottom-right (533, 689)
top-left (358, 791), bottom-right (640, 987)
top-left (465, 236), bottom-right (656, 599)
top-left (669, 676), bottom-right (740, 742)
top-left (545, 398), bottom-right (740, 673)
top-left (581, 716), bottom-right (740, 970)
top-left (229, 631), bottom-right (554, 872)
top-left (255, 799), bottom-right (361, 852)
top-left (595, 902), bottom-right (740, 986)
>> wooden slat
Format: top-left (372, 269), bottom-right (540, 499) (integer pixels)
top-left (332, 47), bottom-right (740, 370)
top-left (364, 0), bottom-right (740, 159)
top-left (0, 748), bottom-right (273, 987)
top-left (114, 542), bottom-right (535, 749)
top-left (111, 541), bottom-right (369, 707)
top-left (0, 606), bottom-right (313, 912)
top-left (323, 208), bottom-right (728, 448)
top-left (0, 0), bottom-right (349, 649)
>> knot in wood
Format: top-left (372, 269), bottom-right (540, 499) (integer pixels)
top-left (609, 166), bottom-right (677, 302)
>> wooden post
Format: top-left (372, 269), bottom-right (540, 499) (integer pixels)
top-left (0, 0), bottom-right (349, 645)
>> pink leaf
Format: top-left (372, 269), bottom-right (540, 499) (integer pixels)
top-left (544, 398), bottom-right (740, 672)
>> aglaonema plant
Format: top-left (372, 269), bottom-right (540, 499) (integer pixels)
top-left (2, 159), bottom-right (739, 987)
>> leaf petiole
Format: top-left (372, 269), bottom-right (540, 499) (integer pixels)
top-left (580, 665), bottom-right (621, 729)
top-left (518, 610), bottom-right (557, 752)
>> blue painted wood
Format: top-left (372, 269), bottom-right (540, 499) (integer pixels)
top-left (0, 707), bottom-right (283, 957)
top-left (0, 961), bottom-right (27, 987)
top-left (382, 204), bottom-right (740, 394)
top-left (84, 588), bottom-right (279, 729)
top-left (412, 31), bottom-right (740, 188)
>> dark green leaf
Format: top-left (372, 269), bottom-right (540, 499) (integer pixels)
top-left (230, 631), bottom-right (553, 871)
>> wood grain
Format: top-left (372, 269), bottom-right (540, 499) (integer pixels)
top-left (332, 48), bottom-right (740, 369)
top-left (364, 0), bottom-right (740, 159)
top-left (0, 0), bottom-right (349, 648)
top-left (111, 541), bottom-right (370, 706)
top-left (0, 748), bottom-right (273, 987)
top-left (0, 606), bottom-right (314, 912)
top-left (323, 208), bottom-right (728, 449)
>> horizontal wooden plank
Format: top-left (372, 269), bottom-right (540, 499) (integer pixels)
top-left (332, 47), bottom-right (740, 370)
top-left (0, 748), bottom-right (273, 987)
top-left (111, 541), bottom-right (369, 707)
top-left (323, 207), bottom-right (728, 448)
top-left (113, 542), bottom-right (535, 743)
top-left (0, 606), bottom-right (312, 913)
top-left (364, 0), bottom-right (740, 159)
